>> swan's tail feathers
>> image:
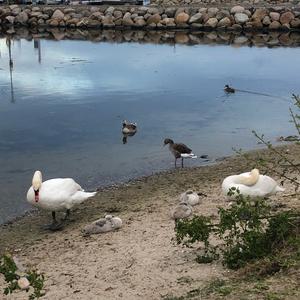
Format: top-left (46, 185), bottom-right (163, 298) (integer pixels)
top-left (181, 153), bottom-right (197, 159)
top-left (275, 185), bottom-right (285, 193)
top-left (72, 191), bottom-right (97, 204)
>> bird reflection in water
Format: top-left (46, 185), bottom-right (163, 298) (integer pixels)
top-left (122, 132), bottom-right (137, 144)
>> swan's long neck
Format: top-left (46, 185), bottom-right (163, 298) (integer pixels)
top-left (239, 169), bottom-right (260, 186)
top-left (32, 171), bottom-right (42, 202)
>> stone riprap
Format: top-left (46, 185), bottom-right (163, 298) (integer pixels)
top-left (0, 4), bottom-right (300, 31)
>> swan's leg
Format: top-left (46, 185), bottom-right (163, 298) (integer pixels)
top-left (64, 209), bottom-right (71, 221)
top-left (181, 158), bottom-right (184, 168)
top-left (175, 158), bottom-right (177, 167)
top-left (42, 212), bottom-right (64, 231)
top-left (62, 209), bottom-right (75, 223)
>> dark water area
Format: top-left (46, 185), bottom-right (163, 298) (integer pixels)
top-left (0, 30), bottom-right (299, 224)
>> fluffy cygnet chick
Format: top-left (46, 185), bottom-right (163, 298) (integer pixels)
top-left (171, 203), bottom-right (193, 220)
top-left (179, 190), bottom-right (200, 206)
top-left (82, 215), bottom-right (122, 235)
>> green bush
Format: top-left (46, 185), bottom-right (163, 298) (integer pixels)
top-left (175, 189), bottom-right (300, 270)
top-left (0, 254), bottom-right (45, 299)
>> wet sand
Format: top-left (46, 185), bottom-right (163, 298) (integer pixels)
top-left (0, 144), bottom-right (299, 300)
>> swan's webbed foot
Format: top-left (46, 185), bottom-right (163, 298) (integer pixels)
top-left (42, 221), bottom-right (64, 231)
top-left (62, 209), bottom-right (75, 222)
top-left (42, 211), bottom-right (64, 231)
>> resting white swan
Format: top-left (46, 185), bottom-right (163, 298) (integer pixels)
top-left (27, 170), bottom-right (96, 230)
top-left (222, 168), bottom-right (284, 198)
top-left (179, 190), bottom-right (200, 206)
top-left (82, 215), bottom-right (122, 235)
top-left (171, 202), bottom-right (193, 220)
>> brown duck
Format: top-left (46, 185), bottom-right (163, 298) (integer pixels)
top-left (163, 138), bottom-right (197, 168)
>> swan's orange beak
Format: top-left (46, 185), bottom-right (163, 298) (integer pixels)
top-left (34, 190), bottom-right (39, 202)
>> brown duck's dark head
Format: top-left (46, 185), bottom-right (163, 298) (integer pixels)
top-left (163, 138), bottom-right (174, 146)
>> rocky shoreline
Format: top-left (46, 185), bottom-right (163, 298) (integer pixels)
top-left (0, 4), bottom-right (300, 32)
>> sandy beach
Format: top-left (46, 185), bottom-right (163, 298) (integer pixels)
top-left (0, 143), bottom-right (299, 300)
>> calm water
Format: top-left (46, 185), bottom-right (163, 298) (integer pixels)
top-left (0, 35), bottom-right (299, 223)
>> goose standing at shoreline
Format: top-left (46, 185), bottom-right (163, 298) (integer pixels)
top-left (27, 170), bottom-right (96, 231)
top-left (163, 138), bottom-right (197, 167)
top-left (222, 168), bottom-right (284, 198)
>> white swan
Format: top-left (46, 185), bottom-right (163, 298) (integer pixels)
top-left (179, 190), bottom-right (200, 206)
top-left (171, 202), bottom-right (193, 220)
top-left (27, 170), bottom-right (96, 230)
top-left (222, 168), bottom-right (284, 198)
top-left (82, 215), bottom-right (123, 235)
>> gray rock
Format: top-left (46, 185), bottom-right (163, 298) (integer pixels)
top-left (165, 7), bottom-right (176, 18)
top-left (189, 13), bottom-right (203, 24)
top-left (230, 6), bottom-right (245, 14)
top-left (205, 17), bottom-right (218, 28)
top-left (234, 13), bottom-right (249, 24)
top-left (175, 12), bottom-right (189, 24)
top-left (52, 10), bottom-right (64, 21)
top-left (15, 11), bottom-right (28, 25)
top-left (106, 6), bottom-right (115, 15)
top-left (122, 17), bottom-right (134, 26)
top-left (207, 7), bottom-right (219, 17)
top-left (5, 16), bottom-right (15, 24)
top-left (263, 16), bottom-right (271, 26)
top-left (147, 14), bottom-right (161, 24)
top-left (113, 10), bottom-right (123, 19)
top-left (218, 17), bottom-right (231, 27)
top-left (269, 20), bottom-right (281, 29)
top-left (270, 12), bottom-right (280, 22)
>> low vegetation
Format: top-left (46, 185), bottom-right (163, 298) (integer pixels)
top-left (171, 95), bottom-right (300, 299)
top-left (0, 254), bottom-right (45, 299)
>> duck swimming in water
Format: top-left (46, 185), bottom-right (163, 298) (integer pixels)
top-left (224, 84), bottom-right (235, 93)
top-left (27, 170), bottom-right (96, 231)
top-left (122, 120), bottom-right (137, 134)
top-left (163, 138), bottom-right (197, 167)
top-left (222, 168), bottom-right (284, 198)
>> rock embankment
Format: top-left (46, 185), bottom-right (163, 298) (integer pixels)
top-left (0, 4), bottom-right (300, 31)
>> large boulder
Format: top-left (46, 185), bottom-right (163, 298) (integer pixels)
top-left (147, 13), bottom-right (161, 25)
top-left (207, 7), bottom-right (219, 17)
top-left (235, 13), bottom-right (249, 24)
top-left (122, 16), bottom-right (134, 26)
top-left (252, 8), bottom-right (268, 21)
top-left (230, 6), bottom-right (245, 14)
top-left (5, 16), bottom-right (15, 24)
top-left (280, 12), bottom-right (294, 25)
top-left (218, 17), bottom-right (231, 27)
top-left (52, 10), bottom-right (64, 21)
top-left (189, 12), bottom-right (203, 24)
top-left (175, 12), bottom-right (189, 24)
top-left (269, 21), bottom-right (281, 29)
top-left (270, 12), bottom-right (280, 22)
top-left (205, 17), bottom-right (218, 28)
top-left (15, 11), bottom-right (28, 25)
top-left (102, 15), bottom-right (115, 26)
